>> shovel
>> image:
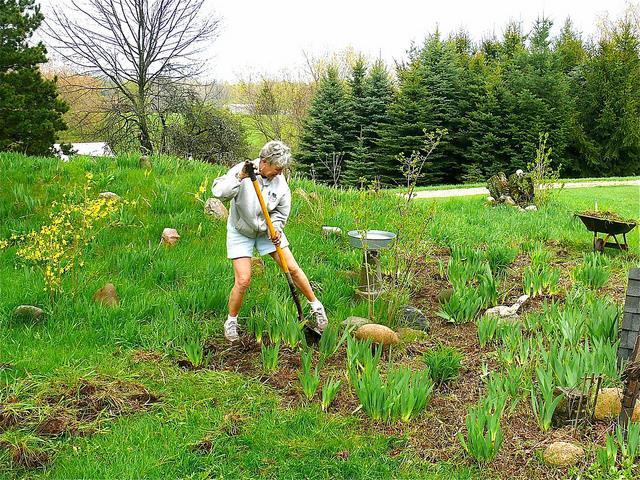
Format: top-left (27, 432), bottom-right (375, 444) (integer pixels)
top-left (244, 161), bottom-right (323, 342)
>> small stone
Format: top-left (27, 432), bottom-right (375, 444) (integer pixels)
top-left (503, 196), bottom-right (516, 206)
top-left (525, 205), bottom-right (538, 211)
top-left (354, 324), bottom-right (399, 346)
top-left (161, 228), bottom-right (180, 246)
top-left (437, 288), bottom-right (454, 304)
top-left (204, 198), bottom-right (228, 220)
top-left (13, 305), bottom-right (44, 321)
top-left (594, 387), bottom-right (640, 421)
top-left (343, 316), bottom-right (371, 329)
top-left (486, 196), bottom-right (496, 205)
top-left (99, 192), bottom-right (120, 201)
top-left (543, 442), bottom-right (584, 467)
top-left (139, 155), bottom-right (152, 169)
top-left (93, 283), bottom-right (119, 307)
top-left (397, 305), bottom-right (429, 331)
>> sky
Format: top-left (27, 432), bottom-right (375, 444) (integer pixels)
top-left (40, 0), bottom-right (634, 82)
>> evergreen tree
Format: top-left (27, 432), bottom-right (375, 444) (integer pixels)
top-left (574, 16), bottom-right (640, 176)
top-left (379, 32), bottom-right (472, 185)
top-left (0, 0), bottom-right (68, 155)
top-left (344, 60), bottom-right (394, 186)
top-left (297, 66), bottom-right (355, 184)
top-left (342, 57), bottom-right (368, 186)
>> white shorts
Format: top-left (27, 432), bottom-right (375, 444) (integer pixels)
top-left (226, 224), bottom-right (289, 259)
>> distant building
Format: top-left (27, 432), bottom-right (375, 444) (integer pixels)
top-left (52, 142), bottom-right (115, 161)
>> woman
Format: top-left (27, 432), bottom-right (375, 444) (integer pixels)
top-left (212, 141), bottom-right (328, 341)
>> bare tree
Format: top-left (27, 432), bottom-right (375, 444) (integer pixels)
top-left (44, 0), bottom-right (220, 153)
top-left (318, 152), bottom-right (345, 188)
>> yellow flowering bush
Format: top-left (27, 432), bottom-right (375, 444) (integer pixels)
top-left (13, 174), bottom-right (122, 298)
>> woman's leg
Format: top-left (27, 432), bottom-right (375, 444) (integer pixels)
top-left (268, 247), bottom-right (315, 301)
top-left (228, 257), bottom-right (252, 316)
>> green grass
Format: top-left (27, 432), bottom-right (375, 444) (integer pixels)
top-left (1, 152), bottom-right (639, 479)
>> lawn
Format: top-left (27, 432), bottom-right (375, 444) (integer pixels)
top-left (1, 152), bottom-right (639, 479)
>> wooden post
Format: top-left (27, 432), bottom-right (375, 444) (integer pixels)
top-left (619, 336), bottom-right (640, 430)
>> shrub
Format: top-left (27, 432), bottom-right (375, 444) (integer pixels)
top-left (523, 265), bottom-right (560, 297)
top-left (423, 345), bottom-right (463, 385)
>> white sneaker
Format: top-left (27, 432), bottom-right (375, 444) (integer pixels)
top-left (224, 319), bottom-right (239, 342)
top-left (311, 305), bottom-right (328, 332)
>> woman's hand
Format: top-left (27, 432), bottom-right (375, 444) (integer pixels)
top-left (269, 229), bottom-right (282, 247)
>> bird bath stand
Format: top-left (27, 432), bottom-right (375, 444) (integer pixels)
top-left (348, 230), bottom-right (397, 300)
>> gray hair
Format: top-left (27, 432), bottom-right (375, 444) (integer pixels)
top-left (259, 140), bottom-right (291, 168)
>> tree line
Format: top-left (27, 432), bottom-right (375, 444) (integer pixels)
top-left (297, 14), bottom-right (640, 186)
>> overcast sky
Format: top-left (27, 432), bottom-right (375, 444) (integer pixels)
top-left (40, 0), bottom-right (633, 82)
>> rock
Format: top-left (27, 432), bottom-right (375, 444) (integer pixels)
top-left (93, 283), bottom-right (119, 307)
top-left (543, 442), bottom-right (584, 467)
top-left (486, 196), bottom-right (496, 205)
top-left (594, 387), bottom-right (640, 421)
top-left (484, 294), bottom-right (529, 318)
top-left (437, 288), bottom-right (454, 304)
top-left (139, 155), bottom-right (152, 169)
top-left (161, 228), bottom-right (180, 246)
top-left (12, 305), bottom-right (44, 321)
top-left (354, 324), bottom-right (399, 346)
top-left (503, 195), bottom-right (516, 206)
top-left (204, 198), bottom-right (228, 220)
top-left (525, 205), bottom-right (538, 211)
top-left (397, 305), bottom-right (429, 331)
top-left (343, 316), bottom-right (370, 329)
top-left (396, 327), bottom-right (428, 345)
top-left (99, 192), bottom-right (120, 201)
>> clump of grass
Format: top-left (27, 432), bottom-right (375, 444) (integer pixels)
top-left (477, 315), bottom-right (500, 347)
top-left (261, 342), bottom-right (280, 373)
top-left (183, 339), bottom-right (205, 368)
top-left (458, 395), bottom-right (505, 464)
top-left (573, 252), bottom-right (610, 290)
top-left (530, 366), bottom-right (563, 432)
top-left (299, 349), bottom-right (320, 400)
top-left (321, 378), bottom-right (341, 411)
top-left (437, 289), bottom-right (484, 323)
top-left (523, 264), bottom-right (560, 297)
top-left (422, 345), bottom-right (463, 386)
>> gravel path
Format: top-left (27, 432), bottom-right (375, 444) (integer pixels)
top-left (411, 179), bottom-right (640, 199)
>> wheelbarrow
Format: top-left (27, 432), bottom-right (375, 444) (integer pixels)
top-left (575, 213), bottom-right (637, 252)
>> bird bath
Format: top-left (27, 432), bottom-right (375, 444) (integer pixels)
top-left (347, 230), bottom-right (396, 299)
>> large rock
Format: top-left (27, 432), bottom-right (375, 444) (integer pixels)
top-left (543, 442), bottom-right (584, 467)
top-left (397, 305), bottom-right (429, 331)
top-left (93, 283), bottom-right (119, 307)
top-left (354, 324), bottom-right (399, 346)
top-left (204, 198), bottom-right (228, 220)
top-left (99, 192), bottom-right (120, 201)
top-left (343, 316), bottom-right (370, 329)
top-left (161, 228), bottom-right (180, 246)
top-left (13, 305), bottom-right (44, 321)
top-left (594, 387), bottom-right (640, 421)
